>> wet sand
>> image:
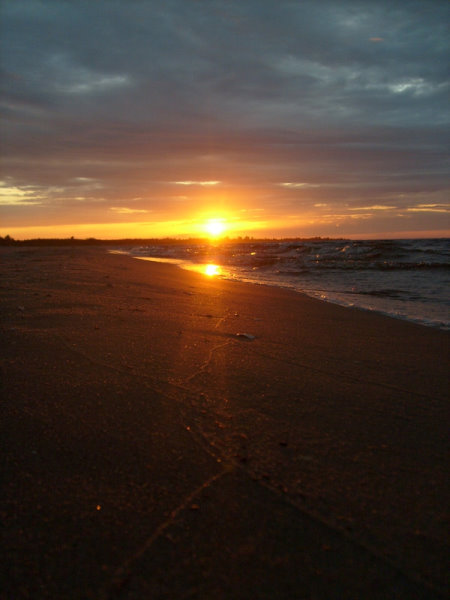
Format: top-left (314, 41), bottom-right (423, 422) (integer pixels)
top-left (1, 246), bottom-right (449, 599)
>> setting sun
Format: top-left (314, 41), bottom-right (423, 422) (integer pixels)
top-left (204, 218), bottom-right (227, 238)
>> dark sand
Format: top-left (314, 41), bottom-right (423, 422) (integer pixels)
top-left (1, 247), bottom-right (448, 599)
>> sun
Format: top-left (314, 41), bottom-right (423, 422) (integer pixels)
top-left (204, 218), bottom-right (227, 238)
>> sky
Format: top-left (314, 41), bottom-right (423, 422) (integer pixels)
top-left (1, 0), bottom-right (449, 240)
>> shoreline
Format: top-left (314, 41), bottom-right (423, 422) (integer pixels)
top-left (123, 239), bottom-right (449, 332)
top-left (143, 254), bottom-right (450, 332)
top-left (1, 246), bottom-right (448, 599)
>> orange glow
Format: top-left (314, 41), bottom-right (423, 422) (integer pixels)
top-left (204, 218), bottom-right (227, 238)
top-left (204, 263), bottom-right (221, 276)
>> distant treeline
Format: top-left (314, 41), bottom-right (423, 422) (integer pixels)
top-left (0, 235), bottom-right (339, 247)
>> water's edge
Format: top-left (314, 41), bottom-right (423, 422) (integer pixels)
top-left (111, 238), bottom-right (449, 330)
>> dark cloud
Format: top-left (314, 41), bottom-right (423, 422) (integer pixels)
top-left (0, 0), bottom-right (449, 237)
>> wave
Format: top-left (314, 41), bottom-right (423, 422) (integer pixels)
top-left (125, 238), bottom-right (449, 329)
top-left (131, 239), bottom-right (449, 272)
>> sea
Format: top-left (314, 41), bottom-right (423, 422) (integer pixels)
top-left (123, 238), bottom-right (449, 330)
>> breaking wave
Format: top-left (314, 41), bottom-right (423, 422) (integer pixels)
top-left (124, 238), bottom-right (449, 329)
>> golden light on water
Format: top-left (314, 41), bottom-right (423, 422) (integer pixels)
top-left (204, 263), bottom-right (221, 276)
top-left (182, 262), bottom-right (222, 277)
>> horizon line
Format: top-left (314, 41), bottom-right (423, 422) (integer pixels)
top-left (1, 233), bottom-right (449, 245)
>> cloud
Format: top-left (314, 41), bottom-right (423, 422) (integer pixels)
top-left (280, 183), bottom-right (322, 189)
top-left (0, 0), bottom-right (449, 237)
top-left (349, 205), bottom-right (396, 211)
top-left (173, 181), bottom-right (221, 186)
top-left (0, 181), bottom-right (43, 205)
top-left (110, 207), bottom-right (150, 215)
top-left (406, 204), bottom-right (450, 213)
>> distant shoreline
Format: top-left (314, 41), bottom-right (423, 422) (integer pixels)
top-left (1, 234), bottom-right (448, 246)
top-left (0, 235), bottom-right (340, 247)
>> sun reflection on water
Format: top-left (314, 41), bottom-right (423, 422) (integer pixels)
top-left (204, 264), bottom-right (221, 276)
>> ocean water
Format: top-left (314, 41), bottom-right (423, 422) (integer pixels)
top-left (126, 238), bottom-right (449, 330)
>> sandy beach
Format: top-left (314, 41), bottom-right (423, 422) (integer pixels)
top-left (1, 246), bottom-right (448, 599)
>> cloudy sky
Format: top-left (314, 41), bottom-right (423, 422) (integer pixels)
top-left (1, 0), bottom-right (449, 239)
